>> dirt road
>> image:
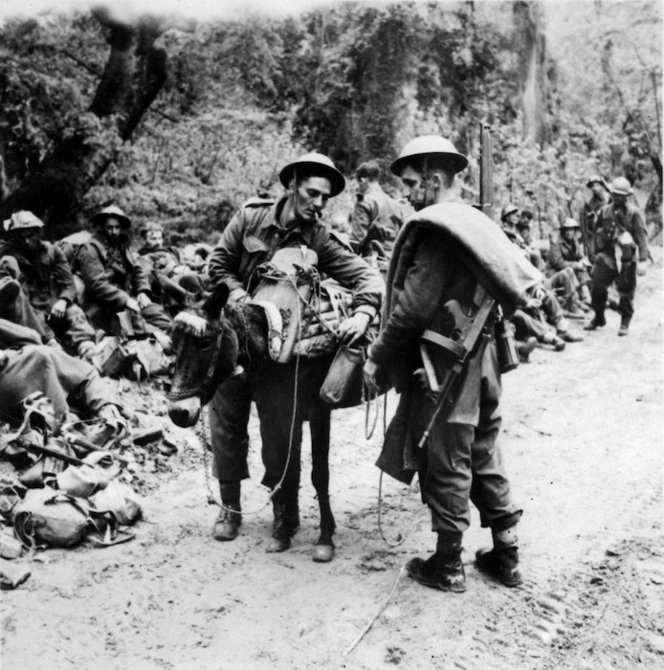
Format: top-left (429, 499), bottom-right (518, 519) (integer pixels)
top-left (2, 252), bottom-right (662, 670)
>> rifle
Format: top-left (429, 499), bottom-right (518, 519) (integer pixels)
top-left (479, 121), bottom-right (494, 221)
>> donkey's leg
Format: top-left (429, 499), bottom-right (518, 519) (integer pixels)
top-left (253, 358), bottom-right (303, 553)
top-left (309, 398), bottom-right (335, 563)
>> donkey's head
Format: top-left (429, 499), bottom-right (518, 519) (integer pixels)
top-left (167, 283), bottom-right (242, 428)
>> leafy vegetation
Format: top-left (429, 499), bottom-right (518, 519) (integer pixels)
top-left (0, 1), bottom-right (661, 242)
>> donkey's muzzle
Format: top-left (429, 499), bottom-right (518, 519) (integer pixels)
top-left (168, 397), bottom-right (202, 428)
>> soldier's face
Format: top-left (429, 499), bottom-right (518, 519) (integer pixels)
top-left (562, 228), bottom-right (576, 241)
top-left (102, 218), bottom-right (123, 244)
top-left (590, 183), bottom-right (603, 196)
top-left (399, 166), bottom-right (431, 210)
top-left (13, 228), bottom-right (42, 252)
top-left (612, 193), bottom-right (627, 208)
top-left (145, 229), bottom-right (163, 248)
top-left (293, 177), bottom-right (332, 222)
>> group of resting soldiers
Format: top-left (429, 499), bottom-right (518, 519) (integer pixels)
top-left (0, 137), bottom-right (650, 595)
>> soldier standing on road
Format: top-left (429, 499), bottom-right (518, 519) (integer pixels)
top-left (206, 152), bottom-right (383, 546)
top-left (363, 136), bottom-right (542, 592)
top-left (0, 211), bottom-right (96, 360)
top-left (584, 177), bottom-right (648, 336)
top-left (349, 159), bottom-right (410, 266)
top-left (579, 175), bottom-right (610, 261)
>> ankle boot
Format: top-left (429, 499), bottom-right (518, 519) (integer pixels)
top-left (267, 501), bottom-right (293, 553)
top-left (212, 482), bottom-right (242, 541)
top-left (406, 534), bottom-right (466, 593)
top-left (476, 526), bottom-right (522, 587)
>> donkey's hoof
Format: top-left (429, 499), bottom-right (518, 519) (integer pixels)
top-left (266, 536), bottom-right (291, 553)
top-left (313, 543), bottom-right (335, 563)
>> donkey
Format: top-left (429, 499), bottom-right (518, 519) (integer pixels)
top-left (167, 283), bottom-right (339, 563)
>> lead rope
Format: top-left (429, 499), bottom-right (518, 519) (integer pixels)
top-left (201, 282), bottom-right (303, 517)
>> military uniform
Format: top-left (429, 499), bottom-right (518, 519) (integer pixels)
top-left (207, 195), bottom-right (383, 491)
top-left (0, 318), bottom-right (112, 425)
top-left (349, 183), bottom-right (408, 261)
top-left (77, 233), bottom-right (172, 334)
top-left (580, 191), bottom-right (609, 261)
top-left (590, 200), bottom-right (648, 325)
top-left (0, 240), bottom-right (95, 355)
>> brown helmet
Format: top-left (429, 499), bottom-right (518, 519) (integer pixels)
top-left (391, 135), bottom-right (468, 176)
top-left (3, 210), bottom-right (44, 233)
top-left (609, 177), bottom-right (633, 196)
top-left (279, 152), bottom-right (346, 197)
top-left (92, 205), bottom-right (131, 229)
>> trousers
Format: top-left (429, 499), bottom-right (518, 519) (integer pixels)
top-left (591, 254), bottom-right (637, 319)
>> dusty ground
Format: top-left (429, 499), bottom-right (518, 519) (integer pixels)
top-left (2, 250), bottom-right (663, 670)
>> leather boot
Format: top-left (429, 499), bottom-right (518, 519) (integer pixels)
top-left (475, 526), bottom-right (522, 587)
top-left (406, 534), bottom-right (466, 593)
top-left (584, 311), bottom-right (606, 330)
top-left (516, 337), bottom-right (537, 363)
top-left (212, 483), bottom-right (242, 541)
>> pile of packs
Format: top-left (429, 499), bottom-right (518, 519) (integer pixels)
top-left (0, 393), bottom-right (143, 588)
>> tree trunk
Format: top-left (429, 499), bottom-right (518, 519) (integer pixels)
top-left (512, 1), bottom-right (549, 145)
top-left (0, 9), bottom-right (169, 234)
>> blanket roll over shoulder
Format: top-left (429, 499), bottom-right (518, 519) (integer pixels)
top-left (384, 203), bottom-right (543, 320)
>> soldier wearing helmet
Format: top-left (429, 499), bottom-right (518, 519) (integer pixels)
top-left (547, 218), bottom-right (592, 310)
top-left (584, 177), bottom-right (648, 336)
top-left (0, 211), bottom-right (97, 360)
top-left (205, 152), bottom-right (383, 545)
top-left (363, 135), bottom-right (543, 593)
top-left (500, 204), bottom-right (523, 246)
top-left (76, 205), bottom-right (172, 337)
top-left (579, 174), bottom-right (610, 260)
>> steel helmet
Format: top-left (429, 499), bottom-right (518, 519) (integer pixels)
top-left (279, 152), bottom-right (346, 197)
top-left (390, 135), bottom-right (468, 176)
top-left (4, 210), bottom-right (44, 233)
top-left (92, 205), bottom-right (131, 228)
top-left (561, 218), bottom-right (580, 229)
top-left (500, 204), bottom-right (520, 221)
top-left (586, 174), bottom-right (604, 188)
top-left (609, 177), bottom-right (633, 196)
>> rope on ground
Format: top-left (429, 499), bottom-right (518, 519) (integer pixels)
top-left (342, 564), bottom-right (406, 657)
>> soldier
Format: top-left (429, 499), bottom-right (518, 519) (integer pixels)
top-left (0, 211), bottom-right (96, 360)
top-left (500, 204), bottom-right (523, 247)
top-left (548, 218), bottom-right (592, 309)
top-left (206, 152), bottom-right (383, 544)
top-left (363, 135), bottom-right (543, 592)
top-left (349, 159), bottom-right (410, 265)
top-left (515, 213), bottom-right (544, 270)
top-left (137, 222), bottom-right (205, 312)
top-left (585, 177), bottom-right (648, 336)
top-left (0, 316), bottom-right (122, 427)
top-left (76, 206), bottom-right (172, 337)
top-left (579, 175), bottom-right (610, 260)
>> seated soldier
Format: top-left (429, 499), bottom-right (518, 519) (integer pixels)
top-left (0, 211), bottom-right (96, 361)
top-left (500, 204), bottom-right (524, 247)
top-left (137, 222), bottom-right (206, 314)
top-left (0, 316), bottom-right (122, 427)
top-left (515, 211), bottom-right (544, 270)
top-left (548, 218), bottom-right (592, 311)
top-left (75, 206), bottom-right (172, 338)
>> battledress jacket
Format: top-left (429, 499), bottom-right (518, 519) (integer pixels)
top-left (0, 240), bottom-right (78, 311)
top-left (76, 234), bottom-right (152, 311)
top-left (370, 202), bottom-right (542, 484)
top-left (208, 196), bottom-right (384, 317)
top-left (349, 183), bottom-right (410, 258)
top-left (594, 202), bottom-right (649, 266)
top-left (547, 234), bottom-right (586, 275)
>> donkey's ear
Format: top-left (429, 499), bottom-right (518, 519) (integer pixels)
top-left (203, 283), bottom-right (230, 319)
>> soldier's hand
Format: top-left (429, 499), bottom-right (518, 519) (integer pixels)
top-left (362, 357), bottom-right (381, 394)
top-left (50, 299), bottom-right (67, 319)
top-left (137, 292), bottom-right (152, 309)
top-left (638, 262), bottom-right (647, 276)
top-left (338, 312), bottom-right (372, 346)
top-left (125, 297), bottom-right (140, 313)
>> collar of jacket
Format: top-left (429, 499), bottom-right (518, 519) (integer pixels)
top-left (265, 196), bottom-right (315, 246)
